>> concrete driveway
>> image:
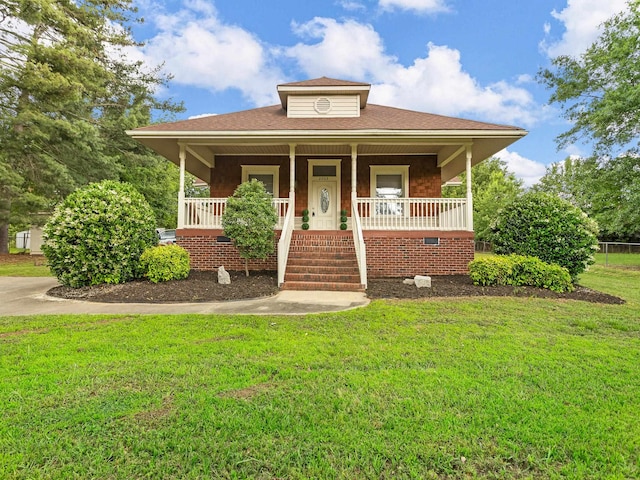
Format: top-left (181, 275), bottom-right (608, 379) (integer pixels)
top-left (0, 277), bottom-right (369, 316)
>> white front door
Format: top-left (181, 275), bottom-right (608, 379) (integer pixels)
top-left (310, 180), bottom-right (338, 230)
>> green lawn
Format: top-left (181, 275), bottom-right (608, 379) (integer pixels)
top-left (0, 255), bottom-right (52, 277)
top-left (1, 267), bottom-right (639, 479)
top-left (594, 252), bottom-right (640, 267)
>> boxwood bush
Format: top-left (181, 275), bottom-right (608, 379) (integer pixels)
top-left (469, 254), bottom-right (574, 293)
top-left (42, 181), bottom-right (157, 287)
top-left (140, 244), bottom-right (190, 283)
top-left (490, 192), bottom-right (598, 279)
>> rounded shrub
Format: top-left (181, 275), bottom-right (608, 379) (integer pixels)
top-left (469, 254), bottom-right (574, 293)
top-left (42, 180), bottom-right (157, 287)
top-left (490, 192), bottom-right (598, 279)
top-left (140, 244), bottom-right (190, 283)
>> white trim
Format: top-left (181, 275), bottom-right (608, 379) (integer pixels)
top-left (127, 129), bottom-right (527, 140)
top-left (277, 85), bottom-right (370, 94)
top-left (369, 165), bottom-right (409, 198)
top-left (307, 159), bottom-right (342, 230)
top-left (466, 146), bottom-right (474, 232)
top-left (241, 165), bottom-right (280, 198)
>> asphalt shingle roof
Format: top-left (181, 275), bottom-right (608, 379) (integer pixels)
top-left (134, 104), bottom-right (521, 133)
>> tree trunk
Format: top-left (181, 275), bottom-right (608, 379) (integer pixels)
top-left (0, 195), bottom-right (10, 254)
top-left (245, 259), bottom-right (249, 277)
top-left (0, 223), bottom-right (9, 254)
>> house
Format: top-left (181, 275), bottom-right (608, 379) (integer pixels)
top-left (128, 77), bottom-right (527, 291)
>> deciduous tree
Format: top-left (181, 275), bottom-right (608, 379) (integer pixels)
top-left (538, 0), bottom-right (640, 155)
top-left (442, 157), bottom-right (523, 241)
top-left (535, 156), bottom-right (640, 241)
top-left (222, 180), bottom-right (278, 277)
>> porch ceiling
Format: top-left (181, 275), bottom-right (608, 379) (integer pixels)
top-left (130, 133), bottom-right (524, 184)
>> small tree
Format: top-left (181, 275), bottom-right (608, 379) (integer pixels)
top-left (222, 180), bottom-right (277, 276)
top-left (42, 181), bottom-right (157, 287)
top-left (490, 192), bottom-right (599, 280)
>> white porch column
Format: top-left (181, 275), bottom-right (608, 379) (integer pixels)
top-left (177, 144), bottom-right (186, 229)
top-left (289, 143), bottom-right (296, 214)
top-left (350, 144), bottom-right (358, 200)
top-left (465, 145), bottom-right (474, 231)
top-left (289, 144), bottom-right (296, 195)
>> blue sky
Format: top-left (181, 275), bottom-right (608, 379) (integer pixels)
top-left (130, 0), bottom-right (629, 186)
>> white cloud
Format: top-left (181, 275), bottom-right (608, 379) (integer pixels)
top-left (188, 113), bottom-right (218, 120)
top-left (563, 143), bottom-right (587, 159)
top-left (286, 20), bottom-right (542, 126)
top-left (135, 8), bottom-right (542, 127)
top-left (379, 0), bottom-right (450, 14)
top-left (139, 0), bottom-right (283, 105)
top-left (286, 18), bottom-right (396, 80)
top-left (495, 149), bottom-right (548, 187)
top-left (541, 0), bottom-right (628, 57)
top-left (337, 0), bottom-right (366, 11)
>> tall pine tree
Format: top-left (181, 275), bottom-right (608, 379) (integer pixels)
top-left (0, 0), bottom-right (182, 252)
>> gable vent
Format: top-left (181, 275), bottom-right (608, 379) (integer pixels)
top-left (314, 97), bottom-right (332, 114)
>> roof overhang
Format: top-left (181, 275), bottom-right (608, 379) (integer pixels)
top-left (127, 128), bottom-right (527, 184)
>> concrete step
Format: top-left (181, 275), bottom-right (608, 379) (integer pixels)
top-left (281, 281), bottom-right (365, 292)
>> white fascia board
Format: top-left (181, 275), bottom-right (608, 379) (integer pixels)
top-left (128, 128), bottom-right (527, 142)
top-left (276, 85), bottom-right (370, 94)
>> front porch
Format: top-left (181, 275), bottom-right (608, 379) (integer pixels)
top-left (173, 142), bottom-right (477, 290)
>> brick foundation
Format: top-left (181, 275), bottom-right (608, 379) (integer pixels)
top-left (177, 229), bottom-right (279, 272)
top-left (177, 228), bottom-right (473, 277)
top-left (364, 230), bottom-right (474, 277)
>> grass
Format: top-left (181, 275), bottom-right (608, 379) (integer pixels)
top-left (594, 252), bottom-right (640, 267)
top-left (0, 254), bottom-right (52, 277)
top-left (1, 268), bottom-right (639, 478)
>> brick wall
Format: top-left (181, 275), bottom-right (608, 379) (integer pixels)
top-left (178, 228), bottom-right (473, 277)
top-left (209, 154), bottom-right (440, 216)
top-left (364, 230), bottom-right (474, 277)
top-left (177, 229), bottom-right (279, 272)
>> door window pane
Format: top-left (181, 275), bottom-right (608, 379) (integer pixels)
top-left (320, 188), bottom-right (330, 213)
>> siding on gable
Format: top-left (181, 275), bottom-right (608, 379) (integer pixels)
top-left (287, 95), bottom-right (360, 118)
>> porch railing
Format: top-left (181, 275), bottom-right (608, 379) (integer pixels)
top-left (351, 195), bottom-right (368, 289)
top-left (355, 197), bottom-right (469, 231)
top-left (181, 197), bottom-right (289, 229)
top-left (181, 197), bottom-right (469, 231)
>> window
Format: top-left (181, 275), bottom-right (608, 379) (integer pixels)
top-left (312, 165), bottom-right (337, 177)
top-left (370, 166), bottom-right (409, 215)
top-left (241, 165), bottom-right (280, 197)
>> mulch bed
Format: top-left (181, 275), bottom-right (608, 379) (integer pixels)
top-left (46, 270), bottom-right (625, 305)
top-left (366, 275), bottom-right (625, 304)
top-left (48, 271), bottom-right (280, 303)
